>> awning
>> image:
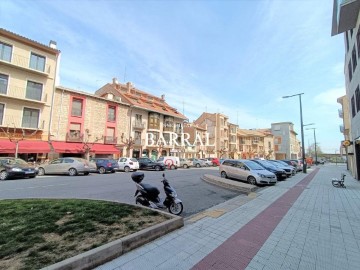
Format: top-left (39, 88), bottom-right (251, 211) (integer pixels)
top-left (91, 144), bottom-right (120, 154)
top-left (51, 142), bottom-right (84, 153)
top-left (0, 140), bottom-right (51, 153)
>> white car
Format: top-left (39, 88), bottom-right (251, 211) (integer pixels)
top-left (117, 157), bottom-right (139, 172)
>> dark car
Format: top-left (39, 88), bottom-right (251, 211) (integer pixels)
top-left (90, 158), bottom-right (119, 174)
top-left (267, 160), bottom-right (294, 177)
top-left (251, 159), bottom-right (287, 180)
top-left (0, 157), bottom-right (37, 180)
top-left (281, 160), bottom-right (300, 172)
top-left (138, 158), bottom-right (165, 171)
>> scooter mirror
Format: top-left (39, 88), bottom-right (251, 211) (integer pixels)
top-left (162, 173), bottom-right (165, 177)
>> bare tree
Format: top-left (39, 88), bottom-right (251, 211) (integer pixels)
top-left (121, 133), bottom-right (135, 157)
top-left (82, 129), bottom-right (103, 161)
top-left (1, 125), bottom-right (38, 158)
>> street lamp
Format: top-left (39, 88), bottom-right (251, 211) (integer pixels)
top-left (306, 127), bottom-right (317, 165)
top-left (282, 93), bottom-right (307, 173)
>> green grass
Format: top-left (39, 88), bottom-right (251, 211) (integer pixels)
top-left (0, 199), bottom-right (169, 270)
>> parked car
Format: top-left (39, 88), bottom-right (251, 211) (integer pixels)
top-left (200, 158), bottom-right (213, 167)
top-left (188, 158), bottom-right (206, 168)
top-left (281, 160), bottom-right (300, 172)
top-left (274, 160), bottom-right (296, 175)
top-left (209, 157), bottom-right (220, 166)
top-left (180, 158), bottom-right (193, 168)
top-left (138, 157), bottom-right (166, 171)
top-left (219, 159), bottom-right (277, 185)
top-left (90, 158), bottom-right (119, 174)
top-left (0, 157), bottom-right (37, 180)
top-left (251, 159), bottom-right (287, 180)
top-left (38, 157), bottom-right (91, 176)
top-left (118, 157), bottom-right (139, 172)
top-left (268, 160), bottom-right (294, 177)
top-left (289, 159), bottom-right (302, 172)
top-left (157, 156), bottom-right (180, 169)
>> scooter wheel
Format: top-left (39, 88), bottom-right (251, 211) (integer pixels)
top-left (168, 202), bottom-right (183, 215)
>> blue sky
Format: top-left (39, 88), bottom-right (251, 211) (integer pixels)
top-left (1, 0), bottom-right (346, 153)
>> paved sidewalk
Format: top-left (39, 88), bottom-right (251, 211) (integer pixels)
top-left (96, 164), bottom-right (360, 270)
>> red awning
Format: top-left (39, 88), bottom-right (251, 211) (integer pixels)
top-left (0, 140), bottom-right (15, 153)
top-left (18, 140), bottom-right (51, 153)
top-left (91, 144), bottom-right (120, 154)
top-left (51, 142), bottom-right (85, 153)
top-left (0, 140), bottom-right (51, 153)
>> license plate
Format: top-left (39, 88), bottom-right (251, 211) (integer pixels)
top-left (25, 171), bottom-right (34, 174)
top-left (282, 174), bottom-right (286, 177)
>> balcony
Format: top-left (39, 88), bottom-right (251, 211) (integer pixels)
top-left (175, 127), bottom-right (182, 134)
top-left (163, 126), bottom-right (174, 132)
top-left (104, 136), bottom-right (117, 144)
top-left (252, 140), bottom-right (259, 145)
top-left (1, 115), bottom-right (45, 130)
top-left (133, 121), bottom-right (145, 129)
top-left (0, 52), bottom-right (51, 76)
top-left (134, 139), bottom-right (144, 146)
top-left (0, 84), bottom-right (47, 104)
top-left (338, 108), bottom-right (343, 118)
top-left (332, 0), bottom-right (360, 36)
top-left (66, 132), bottom-right (84, 142)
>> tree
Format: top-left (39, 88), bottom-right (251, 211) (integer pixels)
top-left (82, 129), bottom-right (103, 161)
top-left (1, 125), bottom-right (38, 158)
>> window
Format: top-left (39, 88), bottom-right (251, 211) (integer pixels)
top-left (26, 81), bottom-right (42, 101)
top-left (136, 114), bottom-right (142, 121)
top-left (357, 28), bottom-right (360, 59)
top-left (352, 46), bottom-right (357, 72)
top-left (148, 112), bottom-right (160, 129)
top-left (351, 95), bottom-right (356, 118)
top-left (345, 32), bottom-right (349, 52)
top-left (356, 87), bottom-right (360, 113)
top-left (69, 123), bottom-right (81, 138)
top-left (29, 52), bottom-right (45, 72)
top-left (0, 74), bottom-right (8, 94)
top-left (71, 98), bottom-right (83, 117)
top-left (349, 61), bottom-right (353, 81)
top-left (0, 42), bottom-right (12, 62)
top-left (108, 106), bottom-right (116, 122)
top-left (22, 107), bottom-right (39, 128)
top-left (0, 103), bottom-right (4, 125)
top-left (106, 127), bottom-right (115, 138)
top-left (350, 29), bottom-right (354, 37)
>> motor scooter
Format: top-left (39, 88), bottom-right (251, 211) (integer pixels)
top-left (131, 171), bottom-right (183, 215)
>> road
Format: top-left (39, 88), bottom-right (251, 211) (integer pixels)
top-left (0, 167), bottom-right (246, 217)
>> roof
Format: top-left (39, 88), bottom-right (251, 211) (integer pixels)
top-left (0, 28), bottom-right (60, 55)
top-left (95, 81), bottom-right (187, 120)
top-left (237, 129), bottom-right (266, 137)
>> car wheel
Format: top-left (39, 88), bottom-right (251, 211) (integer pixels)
top-left (220, 171), bottom-right (227, 178)
top-left (111, 170), bottom-right (116, 173)
top-left (38, 167), bottom-right (45, 176)
top-left (248, 176), bottom-right (256, 185)
top-left (0, 170), bottom-right (8, 181)
top-left (99, 167), bottom-right (106, 174)
top-left (84, 172), bottom-right (89, 176)
top-left (183, 164), bottom-right (188, 169)
top-left (124, 166), bottom-right (130, 173)
top-left (29, 175), bottom-right (36, 178)
top-left (170, 165), bottom-right (175, 170)
top-left (155, 166), bottom-right (160, 171)
top-left (68, 168), bottom-right (78, 176)
top-left (196, 163), bottom-right (200, 168)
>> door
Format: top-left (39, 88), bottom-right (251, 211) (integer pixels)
top-left (234, 161), bottom-right (248, 181)
top-left (118, 158), bottom-right (126, 170)
top-left (46, 159), bottom-right (63, 174)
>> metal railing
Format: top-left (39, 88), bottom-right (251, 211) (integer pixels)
top-left (104, 136), bottom-right (117, 144)
top-left (66, 132), bottom-right (84, 142)
top-left (0, 84), bottom-right (47, 103)
top-left (0, 114), bottom-right (45, 130)
top-left (1, 52), bottom-right (51, 74)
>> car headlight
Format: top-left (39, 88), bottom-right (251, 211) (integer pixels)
top-left (258, 173), bottom-right (265, 178)
top-left (11, 167), bottom-right (22, 172)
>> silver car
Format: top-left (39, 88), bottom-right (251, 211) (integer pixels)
top-left (38, 157), bottom-right (91, 176)
top-left (117, 157), bottom-right (139, 172)
top-left (219, 159), bottom-right (277, 185)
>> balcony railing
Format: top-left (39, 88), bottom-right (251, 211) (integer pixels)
top-left (1, 52), bottom-right (51, 75)
top-left (252, 140), bottom-right (259, 144)
top-left (104, 136), bottom-right (117, 144)
top-left (0, 84), bottom-right (47, 104)
top-left (66, 132), bottom-right (84, 142)
top-left (133, 121), bottom-right (145, 129)
top-left (163, 126), bottom-right (174, 132)
top-left (175, 127), bottom-right (182, 134)
top-left (338, 108), bottom-right (343, 118)
top-left (1, 114), bottom-right (45, 130)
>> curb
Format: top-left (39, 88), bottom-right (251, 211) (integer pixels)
top-left (41, 210), bottom-right (184, 270)
top-left (201, 174), bottom-right (258, 194)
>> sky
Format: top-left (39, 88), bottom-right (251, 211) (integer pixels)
top-left (1, 0), bottom-right (346, 153)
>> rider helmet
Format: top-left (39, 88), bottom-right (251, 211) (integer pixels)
top-left (131, 171), bottom-right (144, 183)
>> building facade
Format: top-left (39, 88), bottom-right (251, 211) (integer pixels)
top-left (0, 28), bottom-right (60, 161)
top-left (271, 122), bottom-right (300, 160)
top-left (332, 0), bottom-right (360, 179)
top-left (95, 78), bottom-right (187, 160)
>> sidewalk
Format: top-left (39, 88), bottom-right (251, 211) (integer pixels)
top-left (96, 164), bottom-right (360, 270)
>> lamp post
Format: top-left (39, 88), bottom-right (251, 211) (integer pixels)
top-left (283, 93), bottom-right (307, 173)
top-left (306, 127), bottom-right (317, 165)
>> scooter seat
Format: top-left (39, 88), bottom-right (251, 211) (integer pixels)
top-left (140, 183), bottom-right (160, 198)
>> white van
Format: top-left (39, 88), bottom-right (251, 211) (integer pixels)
top-left (157, 156), bottom-right (180, 170)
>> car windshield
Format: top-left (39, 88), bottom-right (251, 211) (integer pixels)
top-left (276, 160), bottom-right (288, 166)
top-left (130, 158), bottom-right (138, 162)
top-left (243, 161), bottom-right (264, 170)
top-left (2, 158), bottom-right (27, 165)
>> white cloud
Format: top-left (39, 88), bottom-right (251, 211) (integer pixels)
top-left (313, 88), bottom-right (346, 106)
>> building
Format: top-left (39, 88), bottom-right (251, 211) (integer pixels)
top-left (183, 122), bottom-right (210, 158)
top-left (0, 28), bottom-right (60, 162)
top-left (228, 122), bottom-right (239, 159)
top-left (95, 78), bottom-right (187, 160)
top-left (271, 122), bottom-right (300, 160)
top-left (49, 86), bottom-right (129, 159)
top-left (194, 112), bottom-right (229, 158)
top-left (332, 0), bottom-right (360, 179)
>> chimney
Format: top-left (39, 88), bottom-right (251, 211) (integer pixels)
top-left (126, 82), bottom-right (132, 93)
top-left (161, 94), bottom-right (165, 100)
top-left (112, 77), bottom-right (118, 85)
top-left (49, 40), bottom-right (57, 49)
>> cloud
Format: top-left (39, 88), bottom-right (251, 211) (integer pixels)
top-left (313, 88), bottom-right (346, 106)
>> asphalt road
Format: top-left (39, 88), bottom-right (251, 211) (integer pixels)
top-left (0, 167), bottom-right (245, 217)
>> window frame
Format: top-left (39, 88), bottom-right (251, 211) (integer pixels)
top-left (351, 95), bottom-right (356, 118)
top-left (71, 98), bottom-right (83, 117)
top-left (0, 103), bottom-right (4, 125)
top-left (352, 46), bottom-right (357, 72)
top-left (29, 52), bottom-right (46, 72)
top-left (107, 105), bottom-right (116, 122)
top-left (25, 80), bottom-right (43, 101)
top-left (0, 41), bottom-right (12, 62)
top-left (0, 73), bottom-right (9, 95)
top-left (22, 107), bottom-right (40, 129)
top-left (356, 87), bottom-right (360, 113)
top-left (349, 60), bottom-right (353, 81)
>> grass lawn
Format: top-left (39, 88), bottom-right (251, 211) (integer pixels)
top-left (0, 199), bottom-right (169, 270)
